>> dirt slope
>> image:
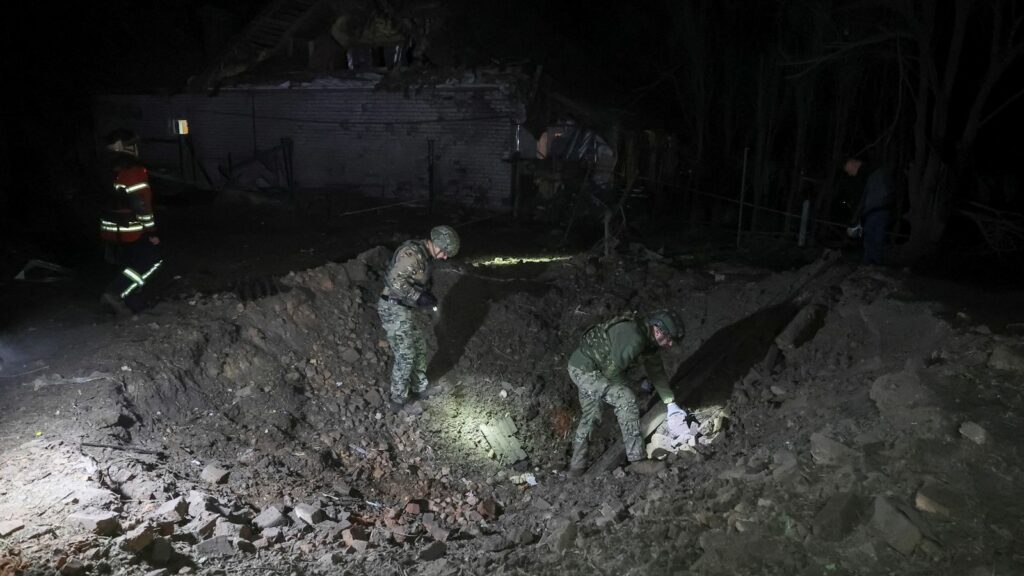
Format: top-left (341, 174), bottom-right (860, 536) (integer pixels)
top-left (1, 246), bottom-right (1022, 576)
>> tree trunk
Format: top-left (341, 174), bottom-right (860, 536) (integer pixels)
top-left (900, 149), bottom-right (950, 261)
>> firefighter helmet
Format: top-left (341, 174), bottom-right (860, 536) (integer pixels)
top-left (104, 129), bottom-right (139, 154)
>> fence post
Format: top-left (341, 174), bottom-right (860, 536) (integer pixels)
top-left (427, 139), bottom-right (435, 215)
top-left (799, 198), bottom-right (811, 247)
top-left (737, 146), bottom-right (750, 249)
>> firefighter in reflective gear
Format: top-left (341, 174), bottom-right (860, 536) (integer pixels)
top-left (378, 225), bottom-right (460, 410)
top-left (566, 309), bottom-right (684, 475)
top-left (99, 129), bottom-right (163, 316)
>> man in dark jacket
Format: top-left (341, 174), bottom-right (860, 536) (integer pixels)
top-left (844, 157), bottom-right (894, 265)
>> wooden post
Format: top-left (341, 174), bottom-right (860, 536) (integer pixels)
top-left (799, 198), bottom-right (811, 247)
top-left (427, 139), bottom-right (435, 215)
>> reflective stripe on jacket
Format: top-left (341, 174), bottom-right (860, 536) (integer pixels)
top-left (100, 165), bottom-right (155, 243)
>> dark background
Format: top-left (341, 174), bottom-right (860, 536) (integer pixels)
top-left (3, 0), bottom-right (1023, 281)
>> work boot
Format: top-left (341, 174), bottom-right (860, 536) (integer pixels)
top-left (389, 400), bottom-right (406, 414)
top-left (411, 388), bottom-right (430, 401)
top-left (100, 293), bottom-right (132, 318)
top-left (566, 466), bottom-right (586, 479)
top-left (626, 459), bottom-right (666, 476)
top-left (413, 374), bottom-right (430, 398)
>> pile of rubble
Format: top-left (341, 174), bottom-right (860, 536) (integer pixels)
top-left (1, 245), bottom-right (1023, 575)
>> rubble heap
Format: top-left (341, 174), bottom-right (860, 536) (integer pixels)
top-left (1, 247), bottom-right (1022, 575)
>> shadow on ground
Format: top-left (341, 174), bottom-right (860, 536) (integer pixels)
top-left (428, 265), bottom-right (553, 381)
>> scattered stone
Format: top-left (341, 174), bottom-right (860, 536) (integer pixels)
top-left (481, 535), bottom-right (508, 552)
top-left (959, 421), bottom-right (988, 445)
top-left (154, 518), bottom-right (178, 538)
top-left (869, 369), bottom-right (948, 438)
top-left (183, 512), bottom-right (219, 539)
top-left (313, 519), bottom-right (348, 543)
top-left (343, 526), bottom-right (370, 552)
top-left (253, 506), bottom-right (288, 529)
top-left (425, 522), bottom-right (450, 542)
top-left (594, 500), bottom-right (626, 528)
top-left (120, 523), bottom-right (155, 553)
top-left (67, 511), bottom-right (120, 536)
top-left (262, 526), bottom-right (284, 543)
top-left (0, 520), bottom-right (25, 537)
top-left (812, 492), bottom-right (865, 541)
top-left (186, 491), bottom-right (215, 517)
top-left (235, 538), bottom-right (256, 553)
top-left (712, 486), bottom-right (741, 513)
top-left (531, 498), bottom-right (553, 511)
top-left (479, 416), bottom-right (528, 464)
top-left (543, 518), bottom-right (577, 552)
top-left (121, 479), bottom-right (161, 502)
top-left (200, 463), bottom-right (230, 484)
top-left (419, 540), bottom-right (446, 561)
top-left (645, 433), bottom-right (676, 459)
top-left (512, 527), bottom-right (537, 546)
top-left (60, 558), bottom-right (86, 575)
top-left (333, 480), bottom-right (353, 497)
top-left (988, 344), bottom-right (1024, 373)
top-left (477, 498), bottom-right (501, 520)
top-left (341, 348), bottom-right (360, 364)
top-left (321, 551), bottom-right (345, 564)
top-left (771, 450), bottom-right (798, 480)
top-left (295, 503), bottom-right (326, 525)
top-left (213, 519), bottom-right (252, 540)
top-left (195, 535), bottom-right (236, 557)
top-left (145, 570), bottom-right (169, 576)
top-left (150, 536), bottom-right (173, 565)
top-left (915, 482), bottom-right (958, 518)
top-left (871, 496), bottom-right (922, 555)
top-left (809, 432), bottom-right (858, 466)
top-left (152, 497), bottom-right (189, 522)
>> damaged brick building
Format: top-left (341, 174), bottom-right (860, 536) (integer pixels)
top-left (91, 0), bottom-right (533, 211)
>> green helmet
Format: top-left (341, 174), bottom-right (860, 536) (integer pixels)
top-left (430, 225), bottom-right (460, 257)
top-left (646, 309), bottom-right (684, 341)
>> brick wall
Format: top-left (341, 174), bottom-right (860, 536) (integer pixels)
top-left (93, 81), bottom-right (523, 209)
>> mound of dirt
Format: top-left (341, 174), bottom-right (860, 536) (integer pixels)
top-left (1, 246), bottom-right (1022, 576)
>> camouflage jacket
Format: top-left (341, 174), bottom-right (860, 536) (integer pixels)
top-left (382, 240), bottom-right (432, 306)
top-left (568, 313), bottom-right (674, 404)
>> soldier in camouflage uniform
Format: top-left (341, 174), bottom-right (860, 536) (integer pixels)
top-left (566, 309), bottom-right (685, 475)
top-left (378, 225), bottom-right (461, 410)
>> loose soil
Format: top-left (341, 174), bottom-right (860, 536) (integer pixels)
top-left (2, 196), bottom-right (1023, 576)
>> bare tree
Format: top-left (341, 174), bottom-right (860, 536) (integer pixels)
top-left (895, 0), bottom-right (1023, 259)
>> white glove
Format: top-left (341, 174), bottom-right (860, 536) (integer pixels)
top-left (846, 225), bottom-right (863, 238)
top-left (666, 402), bottom-right (699, 447)
top-left (666, 402), bottom-right (688, 434)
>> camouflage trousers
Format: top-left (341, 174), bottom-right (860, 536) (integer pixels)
top-left (568, 365), bottom-right (642, 471)
top-left (378, 299), bottom-right (428, 403)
